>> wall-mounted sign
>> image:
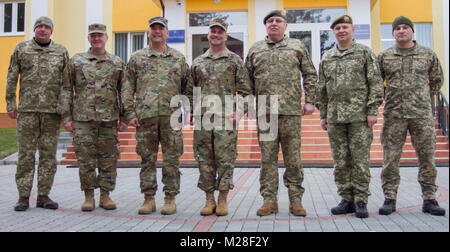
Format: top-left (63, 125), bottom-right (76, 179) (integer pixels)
top-left (353, 24), bottom-right (371, 39)
top-left (167, 30), bottom-right (185, 43)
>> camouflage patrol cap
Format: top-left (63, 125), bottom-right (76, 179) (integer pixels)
top-left (33, 16), bottom-right (53, 31)
top-left (88, 23), bottom-right (107, 35)
top-left (149, 16), bottom-right (168, 28)
top-left (209, 18), bottom-right (228, 32)
top-left (330, 15), bottom-right (353, 29)
top-left (263, 10), bottom-right (286, 24)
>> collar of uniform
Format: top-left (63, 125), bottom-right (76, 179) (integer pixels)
top-left (30, 38), bottom-right (55, 51)
top-left (86, 48), bottom-right (111, 62)
top-left (393, 40), bottom-right (418, 56)
top-left (148, 45), bottom-right (172, 57)
top-left (205, 47), bottom-right (231, 60)
top-left (265, 35), bottom-right (288, 47)
top-left (331, 39), bottom-right (357, 57)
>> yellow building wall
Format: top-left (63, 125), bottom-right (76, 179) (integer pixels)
top-left (380, 0), bottom-right (432, 23)
top-left (50, 0), bottom-right (86, 56)
top-left (0, 36), bottom-right (25, 113)
top-left (186, 0), bottom-right (248, 12)
top-left (284, 0), bottom-right (347, 9)
top-left (113, 0), bottom-right (162, 32)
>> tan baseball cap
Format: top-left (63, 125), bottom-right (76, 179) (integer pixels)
top-left (88, 23), bottom-right (107, 35)
top-left (149, 16), bottom-right (168, 28)
top-left (209, 18), bottom-right (228, 32)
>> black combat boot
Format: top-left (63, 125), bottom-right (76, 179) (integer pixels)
top-left (422, 200), bottom-right (446, 216)
top-left (355, 201), bottom-right (369, 218)
top-left (331, 200), bottom-right (355, 215)
top-left (379, 199), bottom-right (396, 215)
top-left (14, 197), bottom-right (29, 211)
top-left (36, 195), bottom-right (59, 210)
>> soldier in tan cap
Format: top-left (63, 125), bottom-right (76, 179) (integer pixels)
top-left (122, 17), bottom-right (192, 215)
top-left (189, 18), bottom-right (252, 216)
top-left (58, 23), bottom-right (127, 212)
top-left (6, 16), bottom-right (69, 211)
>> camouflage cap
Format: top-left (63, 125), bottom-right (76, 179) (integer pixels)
top-left (330, 15), bottom-right (353, 29)
top-left (209, 18), bottom-right (228, 32)
top-left (263, 10), bottom-right (286, 24)
top-left (33, 16), bottom-right (53, 31)
top-left (149, 16), bottom-right (168, 28)
top-left (88, 23), bottom-right (107, 35)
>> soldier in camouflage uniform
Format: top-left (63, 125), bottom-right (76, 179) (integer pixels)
top-left (57, 24), bottom-right (127, 212)
top-left (122, 17), bottom-right (192, 215)
top-left (6, 17), bottom-right (69, 211)
top-left (377, 16), bottom-right (445, 216)
top-left (317, 15), bottom-right (384, 218)
top-left (245, 11), bottom-right (318, 217)
top-left (189, 18), bottom-right (253, 216)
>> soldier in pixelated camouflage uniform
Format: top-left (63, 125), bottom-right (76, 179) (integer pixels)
top-left (121, 17), bottom-right (192, 215)
top-left (317, 15), bottom-right (384, 218)
top-left (6, 17), bottom-right (69, 211)
top-left (57, 24), bottom-right (127, 212)
top-left (377, 16), bottom-right (445, 216)
top-left (245, 10), bottom-right (318, 217)
top-left (189, 18), bottom-right (253, 216)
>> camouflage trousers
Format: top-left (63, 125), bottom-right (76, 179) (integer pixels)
top-left (136, 116), bottom-right (183, 196)
top-left (15, 112), bottom-right (61, 198)
top-left (328, 122), bottom-right (372, 204)
top-left (258, 115), bottom-right (304, 203)
top-left (381, 116), bottom-right (437, 200)
top-left (194, 127), bottom-right (238, 193)
top-left (73, 121), bottom-right (119, 192)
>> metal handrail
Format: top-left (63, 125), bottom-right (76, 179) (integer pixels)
top-left (431, 91), bottom-right (449, 140)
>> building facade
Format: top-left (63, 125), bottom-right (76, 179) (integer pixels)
top-left (0, 0), bottom-right (448, 116)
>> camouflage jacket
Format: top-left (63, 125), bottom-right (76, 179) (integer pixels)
top-left (377, 42), bottom-right (444, 119)
top-left (245, 35), bottom-right (318, 115)
top-left (122, 46), bottom-right (192, 122)
top-left (318, 41), bottom-right (384, 123)
top-left (190, 48), bottom-right (253, 117)
top-left (57, 49), bottom-right (126, 124)
top-left (5, 39), bottom-right (69, 113)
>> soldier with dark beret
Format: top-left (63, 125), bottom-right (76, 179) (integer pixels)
top-left (317, 15), bottom-right (384, 218)
top-left (377, 16), bottom-right (445, 216)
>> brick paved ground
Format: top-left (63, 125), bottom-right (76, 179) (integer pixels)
top-left (0, 165), bottom-right (448, 232)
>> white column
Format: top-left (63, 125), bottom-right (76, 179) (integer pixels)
top-left (85, 0), bottom-right (103, 51)
top-left (165, 0), bottom-right (186, 56)
top-left (254, 0), bottom-right (276, 41)
top-left (347, 0), bottom-right (371, 47)
top-left (29, 0), bottom-right (48, 38)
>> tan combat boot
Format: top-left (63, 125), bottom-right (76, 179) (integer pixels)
top-left (289, 201), bottom-right (307, 216)
top-left (138, 194), bottom-right (156, 215)
top-left (256, 202), bottom-right (278, 216)
top-left (81, 189), bottom-right (95, 212)
top-left (161, 195), bottom-right (176, 215)
top-left (99, 189), bottom-right (116, 210)
top-left (200, 192), bottom-right (216, 216)
top-left (216, 190), bottom-right (229, 216)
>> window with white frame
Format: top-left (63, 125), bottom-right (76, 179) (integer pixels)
top-left (381, 23), bottom-right (433, 50)
top-left (0, 1), bottom-right (25, 35)
top-left (114, 32), bottom-right (149, 62)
